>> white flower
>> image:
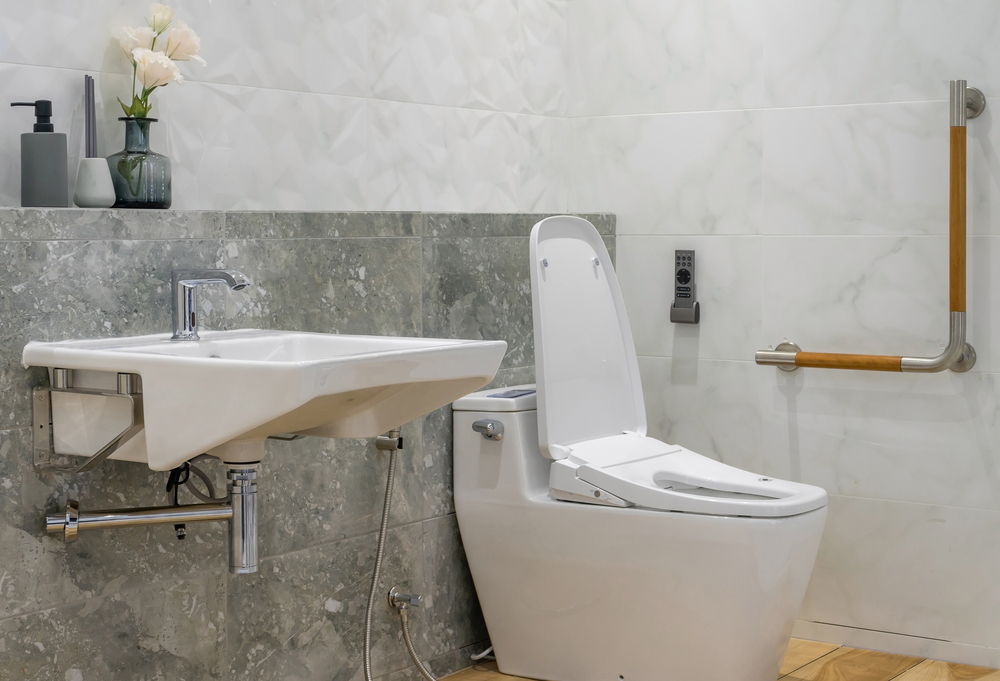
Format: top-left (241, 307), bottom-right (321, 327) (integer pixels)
top-left (133, 48), bottom-right (183, 90)
top-left (164, 22), bottom-right (206, 65)
top-left (147, 3), bottom-right (175, 33)
top-left (116, 26), bottom-right (156, 62)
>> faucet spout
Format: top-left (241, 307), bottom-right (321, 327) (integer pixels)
top-left (171, 268), bottom-right (252, 341)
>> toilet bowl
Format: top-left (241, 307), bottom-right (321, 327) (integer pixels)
top-left (452, 216), bottom-right (828, 681)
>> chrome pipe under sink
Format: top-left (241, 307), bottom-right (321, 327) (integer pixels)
top-left (45, 461), bottom-right (261, 575)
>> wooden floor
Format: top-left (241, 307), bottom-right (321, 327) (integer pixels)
top-left (446, 639), bottom-right (1000, 681)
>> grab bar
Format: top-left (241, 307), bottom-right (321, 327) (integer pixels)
top-left (756, 80), bottom-right (985, 374)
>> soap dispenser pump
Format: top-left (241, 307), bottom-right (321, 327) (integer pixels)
top-left (11, 99), bottom-right (69, 207)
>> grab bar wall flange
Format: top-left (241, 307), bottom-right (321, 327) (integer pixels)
top-left (755, 80), bottom-right (980, 374)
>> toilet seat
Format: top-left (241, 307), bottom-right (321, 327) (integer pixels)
top-left (549, 432), bottom-right (827, 517)
top-left (530, 216), bottom-right (827, 520)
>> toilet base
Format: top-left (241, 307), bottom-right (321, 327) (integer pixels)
top-left (453, 405), bottom-right (827, 681)
top-left (462, 500), bottom-right (826, 681)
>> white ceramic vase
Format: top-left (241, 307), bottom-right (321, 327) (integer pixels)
top-left (73, 157), bottom-right (116, 208)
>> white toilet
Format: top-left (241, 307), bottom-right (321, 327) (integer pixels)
top-left (452, 216), bottom-right (828, 681)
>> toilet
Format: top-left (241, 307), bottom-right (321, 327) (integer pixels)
top-left (452, 216), bottom-right (828, 681)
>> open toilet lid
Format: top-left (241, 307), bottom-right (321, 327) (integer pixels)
top-left (530, 216), bottom-right (646, 460)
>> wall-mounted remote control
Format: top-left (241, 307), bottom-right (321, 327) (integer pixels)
top-left (669, 249), bottom-right (700, 324)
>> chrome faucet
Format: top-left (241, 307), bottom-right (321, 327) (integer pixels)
top-left (171, 268), bottom-right (252, 341)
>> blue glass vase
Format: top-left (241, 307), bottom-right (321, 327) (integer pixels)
top-left (107, 117), bottom-right (171, 209)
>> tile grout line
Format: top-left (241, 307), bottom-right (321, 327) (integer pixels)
top-left (0, 566), bottom-right (229, 625)
top-left (259, 512), bottom-right (457, 563)
top-left (564, 95), bottom-right (1000, 120)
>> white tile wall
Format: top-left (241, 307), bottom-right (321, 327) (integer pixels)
top-left (367, 100), bottom-right (520, 211)
top-left (762, 102), bottom-right (949, 236)
top-left (517, 113), bottom-right (569, 211)
top-left (368, 0), bottom-right (521, 111)
top-left (761, 369), bottom-right (1000, 510)
top-left (761, 236), bottom-right (948, 359)
top-left (0, 0), bottom-right (569, 211)
top-left (162, 82), bottom-right (369, 211)
top-left (190, 0), bottom-right (369, 97)
top-left (639, 356), bottom-right (764, 474)
top-left (569, 110), bottom-right (763, 235)
top-left (566, 0), bottom-right (765, 116)
top-left (518, 0), bottom-right (568, 116)
top-left (565, 0), bottom-right (1000, 663)
top-left (801, 495), bottom-right (1000, 649)
top-left (763, 0), bottom-right (1000, 108)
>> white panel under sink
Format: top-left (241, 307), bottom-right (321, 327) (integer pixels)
top-left (51, 369), bottom-right (146, 463)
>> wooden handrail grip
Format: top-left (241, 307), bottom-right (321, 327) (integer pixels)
top-left (794, 353), bottom-right (903, 372)
top-left (950, 125), bottom-right (966, 312)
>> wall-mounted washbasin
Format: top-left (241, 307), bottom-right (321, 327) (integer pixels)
top-left (23, 329), bottom-right (507, 470)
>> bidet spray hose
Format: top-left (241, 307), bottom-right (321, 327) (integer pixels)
top-left (362, 433), bottom-right (440, 681)
top-left (362, 447), bottom-right (397, 681)
top-left (400, 608), bottom-right (439, 681)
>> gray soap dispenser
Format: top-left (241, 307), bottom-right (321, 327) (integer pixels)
top-left (11, 100), bottom-right (69, 207)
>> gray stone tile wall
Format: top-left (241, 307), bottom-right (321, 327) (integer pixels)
top-left (0, 209), bottom-right (614, 681)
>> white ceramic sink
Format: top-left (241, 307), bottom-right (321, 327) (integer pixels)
top-left (22, 330), bottom-right (507, 470)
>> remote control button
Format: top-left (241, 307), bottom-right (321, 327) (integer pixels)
top-left (676, 268), bottom-right (691, 285)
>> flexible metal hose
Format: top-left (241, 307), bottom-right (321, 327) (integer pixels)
top-left (400, 608), bottom-right (439, 681)
top-left (363, 448), bottom-right (397, 681)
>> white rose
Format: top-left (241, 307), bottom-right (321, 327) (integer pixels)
top-left (116, 26), bottom-right (156, 62)
top-left (133, 48), bottom-right (183, 90)
top-left (148, 3), bottom-right (175, 33)
top-left (165, 22), bottom-right (206, 65)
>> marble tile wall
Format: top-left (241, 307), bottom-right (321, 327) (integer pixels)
top-left (0, 0), bottom-right (569, 213)
top-left (0, 209), bottom-right (614, 681)
top-left (566, 0), bottom-right (1000, 666)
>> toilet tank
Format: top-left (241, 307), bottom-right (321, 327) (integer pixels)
top-left (452, 385), bottom-right (551, 506)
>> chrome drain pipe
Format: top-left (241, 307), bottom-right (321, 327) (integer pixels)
top-left (46, 501), bottom-right (233, 541)
top-left (45, 461), bottom-right (262, 575)
top-left (227, 464), bottom-right (259, 574)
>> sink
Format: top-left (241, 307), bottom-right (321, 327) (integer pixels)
top-left (22, 330), bottom-right (507, 470)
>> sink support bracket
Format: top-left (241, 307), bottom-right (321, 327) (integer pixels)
top-left (32, 368), bottom-right (144, 473)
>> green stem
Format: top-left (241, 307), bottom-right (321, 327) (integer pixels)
top-left (129, 160), bottom-right (144, 196)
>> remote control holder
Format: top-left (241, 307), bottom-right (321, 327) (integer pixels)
top-left (670, 249), bottom-right (700, 324)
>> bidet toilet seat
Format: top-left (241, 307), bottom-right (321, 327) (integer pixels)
top-left (530, 215), bottom-right (827, 519)
top-left (550, 431), bottom-right (827, 517)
